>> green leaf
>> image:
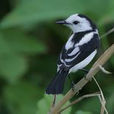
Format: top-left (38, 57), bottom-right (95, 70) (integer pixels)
top-left (0, 0), bottom-right (110, 28)
top-left (79, 97), bottom-right (100, 113)
top-left (104, 86), bottom-right (114, 114)
top-left (98, 0), bottom-right (114, 24)
top-left (0, 54), bottom-right (27, 82)
top-left (0, 0), bottom-right (82, 28)
top-left (107, 93), bottom-right (114, 114)
top-left (3, 81), bottom-right (42, 114)
top-left (37, 94), bottom-right (71, 114)
top-left (0, 29), bottom-right (46, 82)
top-left (0, 29), bottom-right (46, 54)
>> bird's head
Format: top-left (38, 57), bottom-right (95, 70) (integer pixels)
top-left (56, 14), bottom-right (96, 33)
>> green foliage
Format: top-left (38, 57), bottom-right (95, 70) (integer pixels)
top-left (0, 0), bottom-right (112, 28)
top-left (3, 81), bottom-right (43, 114)
top-left (76, 110), bottom-right (92, 114)
top-left (0, 29), bottom-right (46, 82)
top-left (0, 54), bottom-right (27, 82)
top-left (37, 95), bottom-right (71, 114)
top-left (107, 93), bottom-right (114, 114)
top-left (0, 0), bottom-right (114, 114)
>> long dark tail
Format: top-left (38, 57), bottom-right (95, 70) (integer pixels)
top-left (46, 69), bottom-right (69, 94)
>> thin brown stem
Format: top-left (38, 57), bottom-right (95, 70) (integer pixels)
top-left (93, 77), bottom-right (108, 114)
top-left (52, 95), bottom-right (56, 107)
top-left (60, 92), bottom-right (100, 113)
top-left (101, 27), bottom-right (114, 38)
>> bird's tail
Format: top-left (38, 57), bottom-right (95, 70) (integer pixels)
top-left (46, 69), bottom-right (69, 94)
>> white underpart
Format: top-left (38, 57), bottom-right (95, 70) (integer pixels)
top-left (69, 50), bottom-right (97, 73)
top-left (68, 47), bottom-right (79, 56)
top-left (65, 52), bottom-right (80, 62)
top-left (75, 32), bottom-right (94, 46)
top-left (65, 34), bottom-right (74, 50)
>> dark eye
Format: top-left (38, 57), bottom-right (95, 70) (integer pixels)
top-left (73, 21), bottom-right (79, 24)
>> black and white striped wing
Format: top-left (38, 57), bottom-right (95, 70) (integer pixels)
top-left (57, 33), bottom-right (99, 72)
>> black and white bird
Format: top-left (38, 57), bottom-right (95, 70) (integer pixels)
top-left (46, 14), bottom-right (100, 94)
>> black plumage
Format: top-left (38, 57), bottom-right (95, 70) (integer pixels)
top-left (46, 68), bottom-right (69, 94)
top-left (46, 14), bottom-right (100, 94)
top-left (58, 32), bottom-right (99, 67)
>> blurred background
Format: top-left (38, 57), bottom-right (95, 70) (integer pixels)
top-left (0, 0), bottom-right (114, 114)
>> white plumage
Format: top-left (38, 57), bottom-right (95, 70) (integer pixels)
top-left (46, 14), bottom-right (100, 94)
top-left (76, 32), bottom-right (94, 46)
top-left (69, 50), bottom-right (97, 73)
top-left (65, 34), bottom-right (74, 50)
top-left (68, 46), bottom-right (79, 56)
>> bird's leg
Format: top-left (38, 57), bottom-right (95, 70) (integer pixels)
top-left (68, 75), bottom-right (75, 91)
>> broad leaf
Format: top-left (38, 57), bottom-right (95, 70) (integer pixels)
top-left (37, 94), bottom-right (71, 114)
top-left (3, 82), bottom-right (42, 114)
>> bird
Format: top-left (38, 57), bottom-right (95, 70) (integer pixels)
top-left (46, 14), bottom-right (100, 94)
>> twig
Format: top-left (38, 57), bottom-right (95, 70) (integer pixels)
top-left (50, 44), bottom-right (114, 114)
top-left (101, 27), bottom-right (114, 38)
top-left (60, 92), bottom-right (100, 113)
top-left (99, 65), bottom-right (111, 74)
top-left (93, 77), bottom-right (108, 114)
top-left (52, 95), bottom-right (56, 107)
top-left (99, 96), bottom-right (105, 114)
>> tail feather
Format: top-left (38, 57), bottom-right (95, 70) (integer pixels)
top-left (46, 70), bottom-right (69, 94)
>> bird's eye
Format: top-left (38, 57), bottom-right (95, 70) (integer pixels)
top-left (73, 21), bottom-right (79, 24)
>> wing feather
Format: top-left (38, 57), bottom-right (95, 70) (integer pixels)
top-left (57, 33), bottom-right (99, 70)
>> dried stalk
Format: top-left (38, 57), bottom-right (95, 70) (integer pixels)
top-left (49, 44), bottom-right (114, 114)
top-left (60, 92), bottom-right (100, 113)
top-left (101, 27), bottom-right (114, 39)
top-left (52, 95), bottom-right (56, 107)
top-left (99, 65), bottom-right (111, 74)
top-left (93, 77), bottom-right (108, 114)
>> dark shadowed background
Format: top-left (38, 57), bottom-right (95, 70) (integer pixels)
top-left (0, 0), bottom-right (114, 114)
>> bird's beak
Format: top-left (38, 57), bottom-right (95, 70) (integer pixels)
top-left (56, 20), bottom-right (69, 25)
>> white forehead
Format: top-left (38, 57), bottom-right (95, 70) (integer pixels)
top-left (66, 14), bottom-right (88, 23)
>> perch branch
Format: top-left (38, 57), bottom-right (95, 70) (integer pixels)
top-left (50, 44), bottom-right (114, 114)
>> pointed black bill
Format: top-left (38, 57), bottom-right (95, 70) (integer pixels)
top-left (56, 20), bottom-right (68, 24)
